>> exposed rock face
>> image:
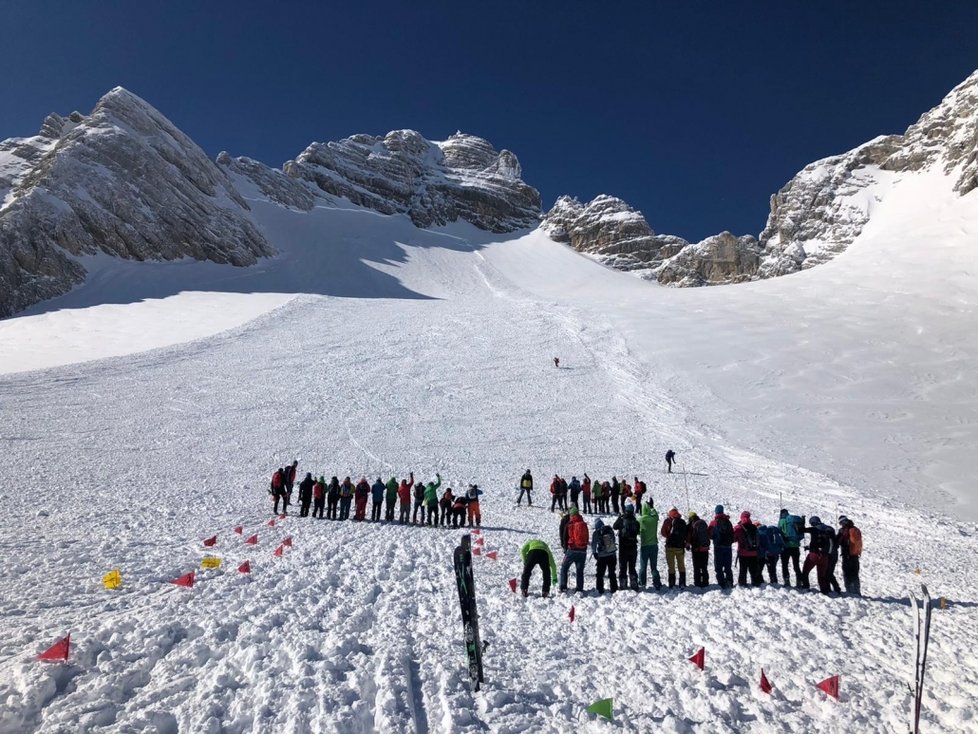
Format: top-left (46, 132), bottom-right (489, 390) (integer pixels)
top-left (656, 232), bottom-right (761, 286)
top-left (760, 70), bottom-right (978, 276)
top-left (0, 88), bottom-right (272, 317)
top-left (282, 130), bottom-right (542, 232)
top-left (216, 152), bottom-right (318, 211)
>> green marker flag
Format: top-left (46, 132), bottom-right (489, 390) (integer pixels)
top-left (586, 698), bottom-right (613, 721)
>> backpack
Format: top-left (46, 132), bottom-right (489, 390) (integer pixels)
top-left (765, 526), bottom-right (784, 555)
top-left (693, 519), bottom-right (710, 548)
top-left (595, 526), bottom-right (617, 557)
top-left (568, 520), bottom-right (589, 550)
top-left (741, 523), bottom-right (759, 551)
top-left (783, 515), bottom-right (802, 543)
top-left (667, 517), bottom-right (687, 546)
top-left (620, 514), bottom-right (640, 542)
top-left (848, 526), bottom-right (863, 556)
top-left (714, 517), bottom-right (734, 545)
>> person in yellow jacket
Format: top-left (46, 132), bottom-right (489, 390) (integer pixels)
top-left (520, 539), bottom-right (558, 597)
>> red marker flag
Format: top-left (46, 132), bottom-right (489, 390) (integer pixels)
top-left (282, 536), bottom-right (293, 548)
top-left (268, 519), bottom-right (276, 528)
top-left (238, 560), bottom-right (251, 573)
top-left (689, 647), bottom-right (705, 670)
top-left (38, 633), bottom-right (70, 662)
top-left (279, 513), bottom-right (286, 520)
top-left (508, 578), bottom-right (518, 593)
top-left (171, 571), bottom-right (195, 588)
top-left (203, 535), bottom-right (217, 547)
top-left (472, 547), bottom-right (481, 556)
top-left (471, 529), bottom-right (481, 536)
top-left (473, 537), bottom-right (485, 546)
top-left (569, 605), bottom-right (576, 623)
top-left (233, 526), bottom-right (243, 535)
top-left (760, 669), bottom-right (773, 694)
top-left (244, 534), bottom-right (258, 545)
top-left (486, 551), bottom-right (498, 560)
top-left (273, 545), bottom-right (284, 557)
top-left (816, 675), bottom-right (840, 700)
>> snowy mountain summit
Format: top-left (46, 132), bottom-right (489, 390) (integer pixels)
top-left (546, 69), bottom-right (978, 285)
top-left (0, 88), bottom-right (271, 317)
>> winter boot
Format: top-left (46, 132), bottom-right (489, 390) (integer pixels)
top-left (668, 573), bottom-right (676, 588)
top-left (679, 572), bottom-right (687, 588)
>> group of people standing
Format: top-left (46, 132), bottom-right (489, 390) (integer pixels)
top-left (520, 493), bottom-right (863, 598)
top-left (268, 463), bottom-right (485, 528)
top-left (517, 469), bottom-right (654, 515)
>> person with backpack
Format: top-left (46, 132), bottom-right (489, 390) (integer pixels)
top-left (837, 516), bottom-right (862, 596)
top-left (777, 509), bottom-right (804, 586)
top-left (298, 472), bottom-right (315, 517)
top-left (824, 519), bottom-right (842, 593)
top-left (384, 476), bottom-right (399, 521)
top-left (708, 505), bottom-right (734, 589)
top-left (339, 477), bottom-right (354, 521)
top-left (423, 473), bottom-right (442, 526)
top-left (312, 476), bottom-right (326, 519)
top-left (569, 476), bottom-right (582, 507)
top-left (758, 524), bottom-right (784, 583)
top-left (800, 516), bottom-right (834, 593)
top-left (518, 469), bottom-right (533, 506)
top-left (270, 468), bottom-right (285, 514)
top-left (613, 502), bottom-right (640, 590)
top-left (581, 474), bottom-right (592, 514)
top-left (397, 473), bottom-right (413, 524)
top-left (633, 477), bottom-right (646, 511)
top-left (466, 484), bottom-right (483, 527)
top-left (353, 477), bottom-right (370, 521)
top-left (687, 512), bottom-right (711, 588)
top-left (638, 502), bottom-right (661, 589)
top-left (413, 480), bottom-right (426, 524)
top-left (559, 507), bottom-right (589, 593)
top-left (665, 450), bottom-right (676, 473)
top-left (733, 511), bottom-right (761, 586)
top-left (660, 507), bottom-right (688, 588)
top-left (591, 518), bottom-right (619, 593)
top-left (370, 477), bottom-right (386, 522)
top-left (440, 487), bottom-right (454, 526)
top-left (610, 477), bottom-right (621, 515)
top-left (520, 538), bottom-right (558, 597)
top-left (326, 476), bottom-right (341, 520)
top-left (452, 492), bottom-right (469, 528)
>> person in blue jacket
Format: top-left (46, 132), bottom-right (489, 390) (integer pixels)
top-left (370, 478), bottom-right (386, 522)
top-left (758, 524), bottom-right (784, 583)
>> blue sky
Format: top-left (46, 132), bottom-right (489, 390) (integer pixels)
top-left (2, 1), bottom-right (976, 241)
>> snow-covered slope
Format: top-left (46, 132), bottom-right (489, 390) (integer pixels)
top-left (0, 160), bottom-right (976, 731)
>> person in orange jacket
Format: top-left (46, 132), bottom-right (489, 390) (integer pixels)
top-left (466, 484), bottom-right (483, 527)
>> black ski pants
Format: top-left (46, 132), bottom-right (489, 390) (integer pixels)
top-left (521, 549), bottom-right (552, 596)
top-left (371, 500), bottom-right (383, 522)
top-left (618, 542), bottom-right (638, 590)
top-left (413, 501), bottom-right (424, 523)
top-left (842, 555), bottom-right (861, 595)
top-left (692, 550), bottom-right (710, 587)
top-left (738, 556), bottom-right (761, 586)
top-left (427, 501), bottom-right (439, 526)
top-left (827, 552), bottom-right (842, 592)
top-left (761, 555), bottom-right (778, 583)
top-left (313, 500), bottom-right (325, 519)
top-left (300, 500), bottom-right (311, 517)
top-left (611, 494), bottom-right (620, 514)
top-left (339, 496), bottom-right (352, 520)
top-left (780, 547), bottom-right (802, 586)
top-left (385, 499), bottom-right (396, 521)
top-left (595, 555), bottom-right (618, 593)
top-left (517, 488), bottom-right (532, 506)
top-left (583, 495), bottom-right (591, 513)
top-left (327, 496), bottom-right (338, 519)
top-left (440, 505), bottom-right (452, 525)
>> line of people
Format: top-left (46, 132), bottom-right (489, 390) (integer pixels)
top-left (268, 464), bottom-right (485, 528)
top-left (520, 500), bottom-right (863, 597)
top-left (517, 470), bottom-right (653, 515)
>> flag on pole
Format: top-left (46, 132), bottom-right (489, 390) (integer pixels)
top-left (102, 569), bottom-right (122, 590)
top-left (816, 675), bottom-right (840, 700)
top-left (586, 698), bottom-right (613, 722)
top-left (689, 647), bottom-right (705, 670)
top-left (38, 633), bottom-right (70, 662)
top-left (203, 535), bottom-right (217, 547)
top-left (245, 534), bottom-right (258, 545)
top-left (170, 571), bottom-right (195, 588)
top-left (238, 560), bottom-right (251, 573)
top-left (508, 578), bottom-right (518, 593)
top-left (760, 669), bottom-right (773, 694)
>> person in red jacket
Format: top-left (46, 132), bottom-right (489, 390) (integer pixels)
top-left (733, 511), bottom-right (762, 586)
top-left (558, 508), bottom-right (589, 592)
top-left (581, 474), bottom-right (592, 514)
top-left (632, 477), bottom-right (646, 511)
top-left (354, 476), bottom-right (370, 521)
top-left (397, 473), bottom-right (414, 524)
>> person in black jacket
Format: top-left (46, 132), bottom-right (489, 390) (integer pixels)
top-left (297, 472), bottom-right (314, 517)
top-left (518, 469), bottom-right (533, 506)
top-left (613, 502), bottom-right (640, 590)
top-left (800, 517), bottom-right (833, 593)
top-left (665, 450), bottom-right (676, 473)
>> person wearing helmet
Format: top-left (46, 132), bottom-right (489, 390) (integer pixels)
top-left (800, 516), bottom-right (833, 593)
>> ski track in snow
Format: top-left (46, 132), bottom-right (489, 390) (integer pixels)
top-left (1, 208), bottom-right (977, 731)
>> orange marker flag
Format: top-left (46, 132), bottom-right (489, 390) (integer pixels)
top-left (38, 633), bottom-right (71, 662)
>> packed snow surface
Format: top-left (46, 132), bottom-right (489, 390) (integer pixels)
top-left (1, 171), bottom-right (977, 732)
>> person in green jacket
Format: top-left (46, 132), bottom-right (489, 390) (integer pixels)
top-left (520, 539), bottom-right (558, 597)
top-left (384, 477), bottom-right (398, 521)
top-left (423, 473), bottom-right (442, 526)
top-left (639, 502), bottom-right (662, 589)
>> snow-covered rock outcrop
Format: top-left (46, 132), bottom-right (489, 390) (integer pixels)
top-left (0, 88), bottom-right (272, 317)
top-left (276, 130), bottom-right (542, 233)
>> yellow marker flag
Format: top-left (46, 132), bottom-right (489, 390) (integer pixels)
top-left (201, 556), bottom-right (222, 570)
top-left (102, 569), bottom-right (122, 590)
